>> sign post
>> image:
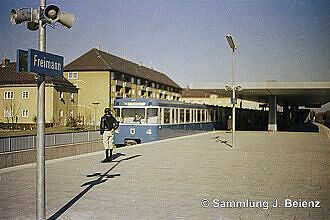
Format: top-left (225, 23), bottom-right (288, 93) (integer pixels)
top-left (17, 48), bottom-right (63, 219)
top-left (10, 1), bottom-right (74, 218)
top-left (37, 1), bottom-right (46, 218)
top-left (16, 17), bottom-right (64, 220)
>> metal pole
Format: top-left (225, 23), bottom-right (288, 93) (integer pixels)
top-left (232, 49), bottom-right (235, 147)
top-left (37, 0), bottom-right (46, 219)
top-left (94, 106), bottom-right (97, 130)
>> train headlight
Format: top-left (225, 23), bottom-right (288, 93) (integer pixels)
top-left (115, 129), bottom-right (120, 134)
top-left (146, 129), bottom-right (152, 135)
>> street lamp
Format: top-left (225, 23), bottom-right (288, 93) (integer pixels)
top-left (226, 35), bottom-right (240, 147)
top-left (92, 102), bottom-right (100, 130)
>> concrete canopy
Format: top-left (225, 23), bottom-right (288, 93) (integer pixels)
top-left (190, 81), bottom-right (330, 107)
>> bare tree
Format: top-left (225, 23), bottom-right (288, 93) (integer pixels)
top-left (4, 100), bottom-right (21, 130)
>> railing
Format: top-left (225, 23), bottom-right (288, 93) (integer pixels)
top-left (0, 130), bottom-right (100, 153)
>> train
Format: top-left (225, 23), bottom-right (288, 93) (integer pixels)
top-left (113, 98), bottom-right (226, 145)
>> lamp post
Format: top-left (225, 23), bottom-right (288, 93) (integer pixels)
top-left (226, 35), bottom-right (237, 132)
top-left (226, 35), bottom-right (240, 147)
top-left (92, 102), bottom-right (100, 130)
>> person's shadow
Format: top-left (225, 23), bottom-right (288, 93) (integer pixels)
top-left (48, 153), bottom-right (141, 220)
top-left (212, 136), bottom-right (233, 148)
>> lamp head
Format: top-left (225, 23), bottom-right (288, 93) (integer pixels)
top-left (226, 35), bottom-right (236, 51)
top-left (225, 85), bottom-right (232, 91)
top-left (235, 86), bottom-right (242, 91)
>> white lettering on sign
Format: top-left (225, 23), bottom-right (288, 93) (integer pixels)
top-left (33, 55), bottom-right (62, 71)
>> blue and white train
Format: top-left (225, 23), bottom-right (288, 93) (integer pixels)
top-left (113, 98), bottom-right (225, 145)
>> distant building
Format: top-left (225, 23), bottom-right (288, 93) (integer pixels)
top-left (0, 59), bottom-right (78, 127)
top-left (64, 48), bottom-right (182, 125)
top-left (182, 88), bottom-right (263, 109)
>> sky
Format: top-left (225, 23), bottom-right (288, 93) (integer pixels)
top-left (0, 0), bottom-right (329, 87)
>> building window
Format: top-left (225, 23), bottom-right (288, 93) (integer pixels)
top-left (22, 91), bottom-right (29, 99)
top-left (131, 89), bottom-right (135, 95)
top-left (59, 110), bottom-right (63, 118)
top-left (137, 79), bottom-right (141, 85)
top-left (111, 86), bottom-right (115, 92)
top-left (4, 91), bottom-right (14, 99)
top-left (131, 77), bottom-right (135, 83)
top-left (138, 90), bottom-right (141, 96)
top-left (4, 110), bottom-right (12, 118)
top-left (22, 109), bottom-right (29, 117)
top-left (68, 72), bottom-right (78, 79)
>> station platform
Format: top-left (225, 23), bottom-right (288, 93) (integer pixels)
top-left (0, 129), bottom-right (329, 219)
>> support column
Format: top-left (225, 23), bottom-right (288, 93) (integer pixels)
top-left (268, 95), bottom-right (277, 132)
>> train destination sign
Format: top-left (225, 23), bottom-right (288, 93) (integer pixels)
top-left (16, 48), bottom-right (64, 77)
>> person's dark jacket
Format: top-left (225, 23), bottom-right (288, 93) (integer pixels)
top-left (100, 114), bottom-right (119, 135)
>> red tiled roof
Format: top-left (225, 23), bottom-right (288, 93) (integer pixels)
top-left (0, 62), bottom-right (77, 90)
top-left (64, 48), bottom-right (181, 89)
top-left (181, 88), bottom-right (214, 98)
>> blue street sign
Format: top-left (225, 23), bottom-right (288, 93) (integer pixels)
top-left (28, 49), bottom-right (63, 77)
top-left (17, 48), bottom-right (64, 77)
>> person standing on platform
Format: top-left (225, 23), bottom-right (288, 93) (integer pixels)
top-left (227, 115), bottom-right (232, 132)
top-left (100, 108), bottom-right (119, 163)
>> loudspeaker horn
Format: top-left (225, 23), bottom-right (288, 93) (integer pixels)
top-left (44, 4), bottom-right (61, 23)
top-left (10, 9), bottom-right (31, 25)
top-left (58, 12), bottom-right (75, 28)
top-left (26, 21), bottom-right (39, 31)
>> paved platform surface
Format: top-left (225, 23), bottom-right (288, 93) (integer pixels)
top-left (0, 130), bottom-right (329, 220)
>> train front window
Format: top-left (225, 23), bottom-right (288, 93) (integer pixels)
top-left (147, 108), bottom-right (159, 124)
top-left (122, 108), bottom-right (145, 124)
